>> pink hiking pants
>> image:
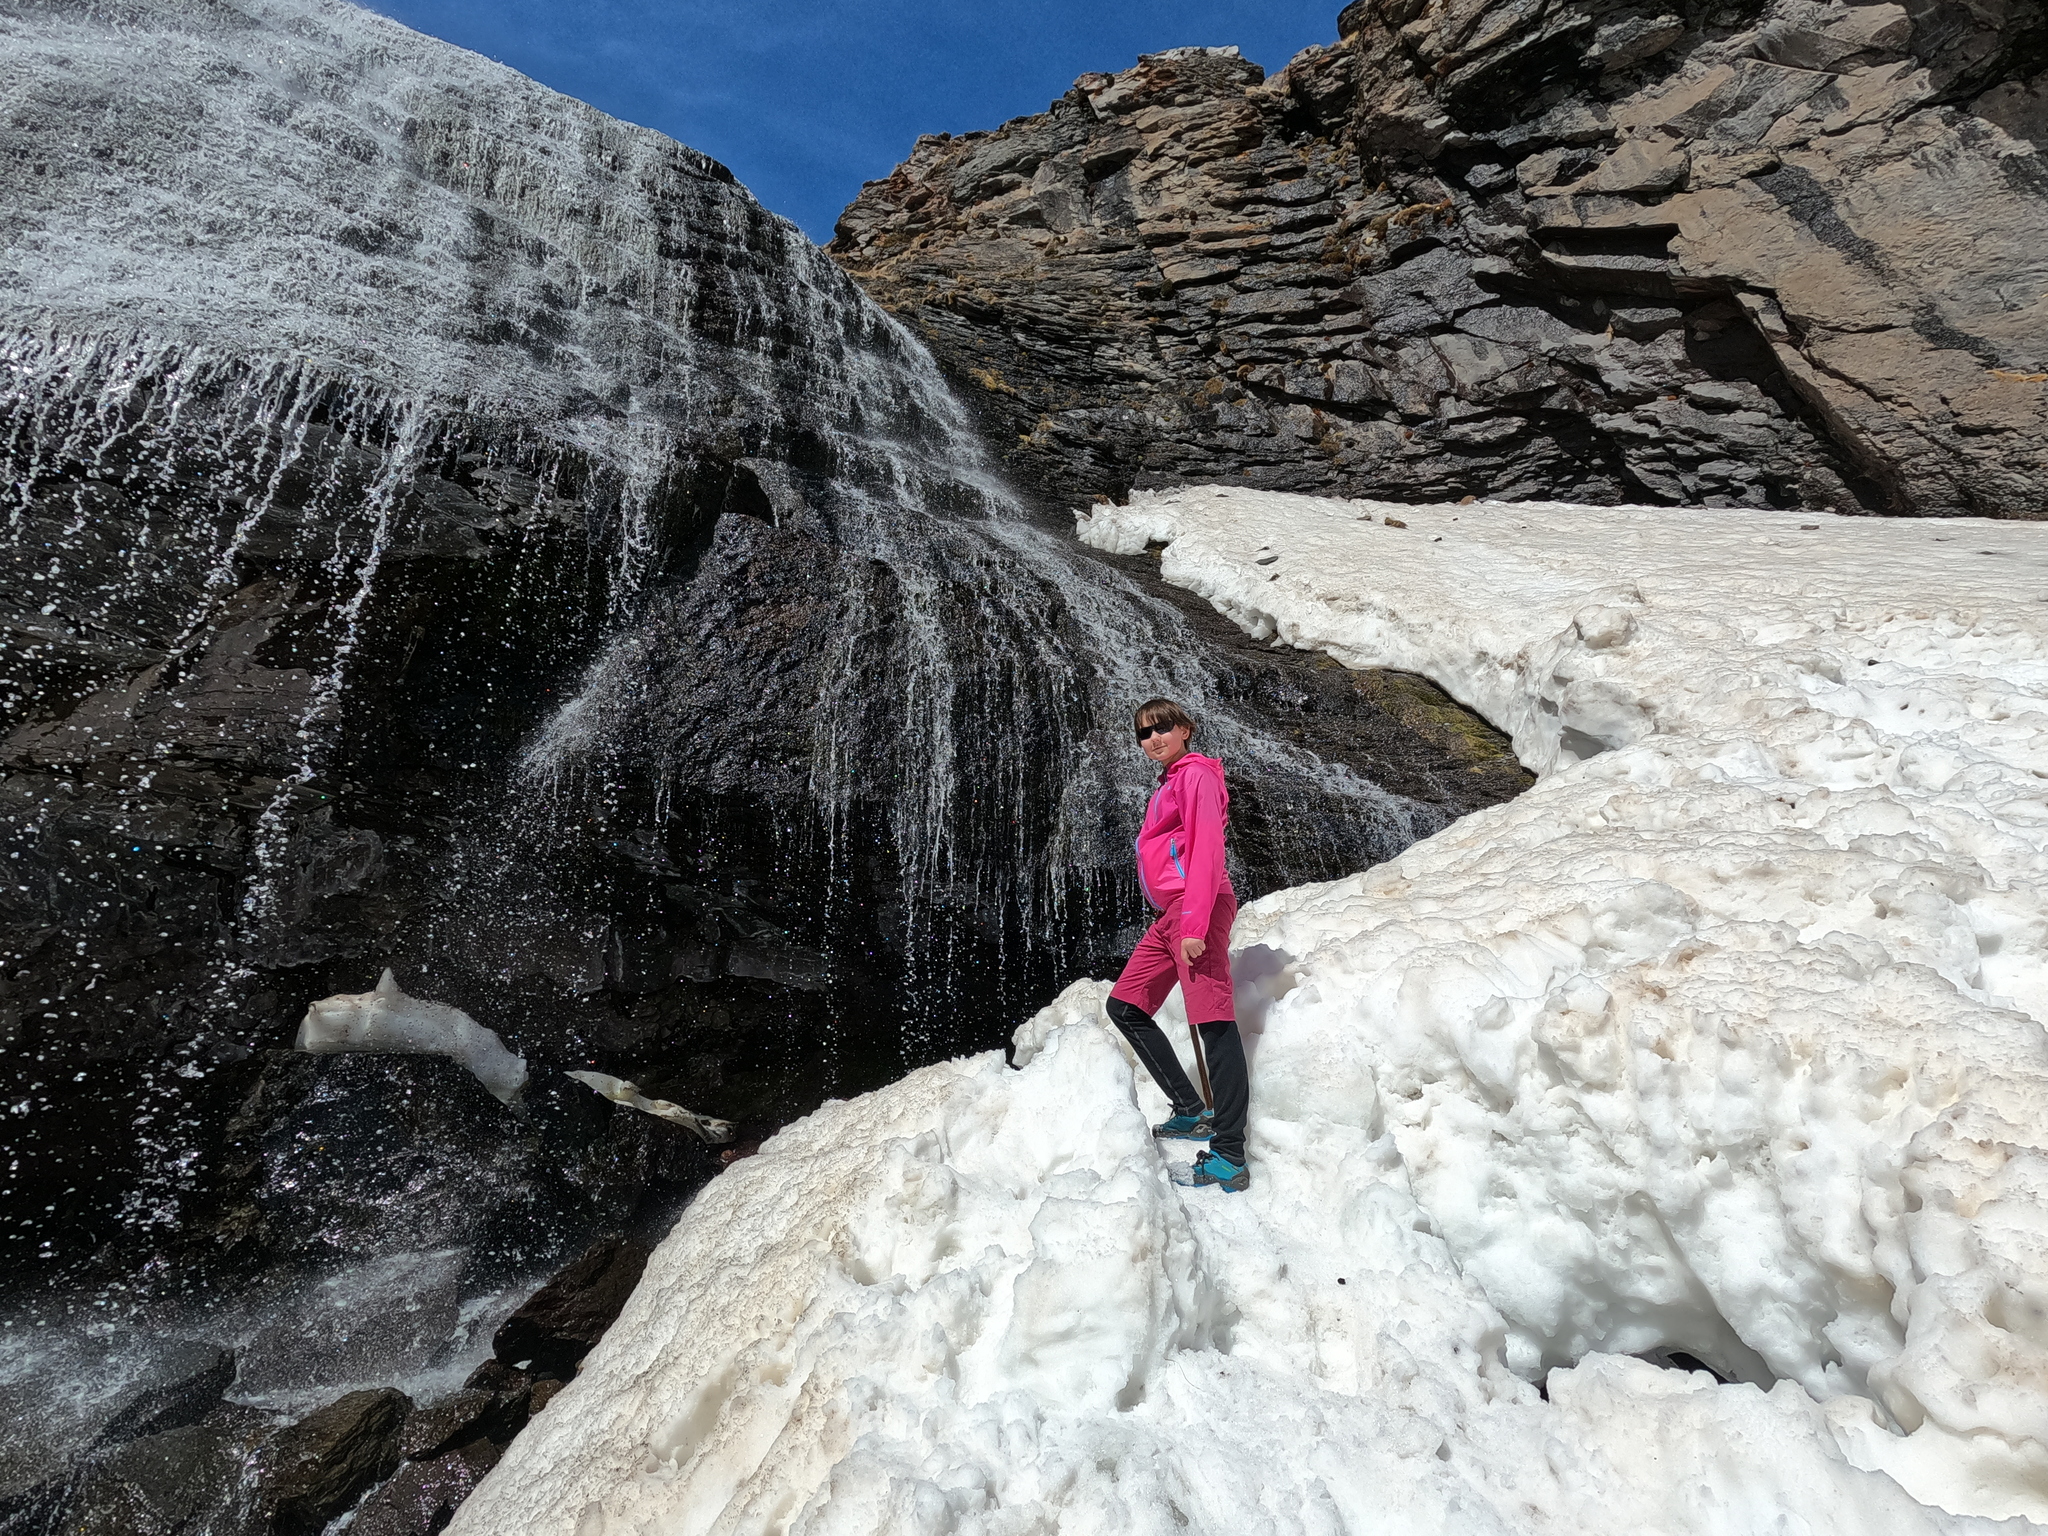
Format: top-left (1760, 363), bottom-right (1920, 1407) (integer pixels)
top-left (1109, 891), bottom-right (1237, 1023)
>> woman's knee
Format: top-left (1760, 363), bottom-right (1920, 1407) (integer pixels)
top-left (1106, 996), bottom-right (1153, 1035)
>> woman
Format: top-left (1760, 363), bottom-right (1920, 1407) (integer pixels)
top-left (1105, 697), bottom-right (1250, 1192)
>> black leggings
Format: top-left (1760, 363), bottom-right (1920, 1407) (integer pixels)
top-left (1106, 997), bottom-right (1248, 1165)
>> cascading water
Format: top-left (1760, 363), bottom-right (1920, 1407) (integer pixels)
top-left (0, 0), bottom-right (1527, 1525)
top-left (509, 327), bottom-right (1446, 1051)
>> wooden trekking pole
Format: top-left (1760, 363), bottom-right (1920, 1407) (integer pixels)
top-left (1189, 1023), bottom-right (1214, 1110)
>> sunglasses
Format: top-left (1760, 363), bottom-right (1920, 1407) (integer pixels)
top-left (1135, 721), bottom-right (1180, 742)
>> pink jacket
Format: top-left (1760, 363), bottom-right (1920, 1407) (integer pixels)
top-left (1136, 752), bottom-right (1234, 938)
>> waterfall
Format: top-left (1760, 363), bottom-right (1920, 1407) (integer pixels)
top-left (0, 0), bottom-right (1492, 1366)
top-left (512, 316), bottom-right (1444, 1040)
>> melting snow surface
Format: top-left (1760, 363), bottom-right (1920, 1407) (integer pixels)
top-left (453, 493), bottom-right (2048, 1533)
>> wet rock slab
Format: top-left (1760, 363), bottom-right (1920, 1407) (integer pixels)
top-left (33, 1383), bottom-right (411, 1536)
top-left (351, 1439), bottom-right (501, 1536)
top-left (58, 1408), bottom-right (275, 1536)
top-left (0, 1342), bottom-right (237, 1534)
top-left (256, 1387), bottom-right (412, 1535)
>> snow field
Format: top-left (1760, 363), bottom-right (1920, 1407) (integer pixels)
top-left (456, 492), bottom-right (2048, 1532)
top-left (1082, 490), bottom-right (2048, 1522)
top-left (454, 1010), bottom-right (1994, 1536)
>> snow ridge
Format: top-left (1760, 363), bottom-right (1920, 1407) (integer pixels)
top-left (454, 493), bottom-right (2048, 1533)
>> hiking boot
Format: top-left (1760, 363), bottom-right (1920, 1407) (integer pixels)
top-left (1172, 1149), bottom-right (1249, 1192)
top-left (1153, 1110), bottom-right (1214, 1141)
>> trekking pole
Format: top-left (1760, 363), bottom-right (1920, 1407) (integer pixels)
top-left (1189, 1023), bottom-right (1214, 1110)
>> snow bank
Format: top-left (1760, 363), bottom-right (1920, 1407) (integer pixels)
top-left (1079, 492), bottom-right (2048, 1520)
top-left (453, 493), bottom-right (2048, 1533)
top-left (297, 969), bottom-right (527, 1104)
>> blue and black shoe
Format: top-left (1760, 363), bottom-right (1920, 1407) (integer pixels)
top-left (1172, 1149), bottom-right (1249, 1192)
top-left (1153, 1110), bottom-right (1214, 1141)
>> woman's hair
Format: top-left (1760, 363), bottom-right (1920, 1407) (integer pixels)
top-left (1133, 696), bottom-right (1197, 740)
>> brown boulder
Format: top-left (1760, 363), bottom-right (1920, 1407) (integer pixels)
top-left (55, 1409), bottom-right (272, 1536)
top-left (491, 1233), bottom-right (653, 1378)
top-left (350, 1440), bottom-right (500, 1536)
top-left (256, 1387), bottom-right (411, 1536)
top-left (397, 1389), bottom-right (496, 1463)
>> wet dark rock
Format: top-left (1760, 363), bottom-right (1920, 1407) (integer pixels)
top-left (833, 7), bottom-right (2048, 518)
top-left (459, 1358), bottom-right (531, 1397)
top-left (397, 1391), bottom-right (496, 1463)
top-left (0, 397), bottom-right (650, 1285)
top-left (255, 1387), bottom-right (411, 1536)
top-left (492, 1233), bottom-right (653, 1378)
top-left (0, 1342), bottom-right (240, 1532)
top-left (93, 1344), bottom-right (239, 1449)
top-left (0, 0), bottom-right (965, 1287)
top-left (345, 1240), bottom-right (647, 1534)
top-left (439, 1371), bottom-right (534, 1448)
top-left (54, 1407), bottom-right (273, 1536)
top-left (350, 1440), bottom-right (499, 1536)
top-left (215, 1053), bottom-right (677, 1292)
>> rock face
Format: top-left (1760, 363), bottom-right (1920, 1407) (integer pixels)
top-left (10, 1226), bottom-right (651, 1536)
top-left (0, 0), bottom-right (886, 1280)
top-left (351, 1439), bottom-right (500, 1536)
top-left (53, 1407), bottom-right (275, 1536)
top-left (830, 7), bottom-right (2048, 517)
top-left (0, 1343), bottom-right (237, 1533)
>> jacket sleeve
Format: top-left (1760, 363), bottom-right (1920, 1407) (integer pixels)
top-left (1178, 764), bottom-right (1228, 941)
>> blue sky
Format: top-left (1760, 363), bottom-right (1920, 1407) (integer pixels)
top-left (366, 1), bottom-right (1342, 241)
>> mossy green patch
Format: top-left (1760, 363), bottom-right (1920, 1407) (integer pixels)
top-left (1339, 664), bottom-right (1533, 795)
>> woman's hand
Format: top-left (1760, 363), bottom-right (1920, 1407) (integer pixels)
top-left (1181, 936), bottom-right (1206, 964)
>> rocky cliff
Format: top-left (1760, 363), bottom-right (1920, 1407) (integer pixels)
top-left (830, 2), bottom-right (2048, 516)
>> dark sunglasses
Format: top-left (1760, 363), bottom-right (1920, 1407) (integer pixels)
top-left (1135, 721), bottom-right (1179, 742)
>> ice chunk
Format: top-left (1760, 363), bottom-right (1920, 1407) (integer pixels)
top-left (563, 1072), bottom-right (734, 1144)
top-left (296, 970), bottom-right (527, 1104)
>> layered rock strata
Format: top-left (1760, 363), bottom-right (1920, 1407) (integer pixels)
top-left (831, 5), bottom-right (2048, 516)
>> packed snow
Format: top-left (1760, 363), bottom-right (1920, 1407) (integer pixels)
top-left (297, 968), bottom-right (528, 1104)
top-left (452, 492), bottom-right (2048, 1534)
